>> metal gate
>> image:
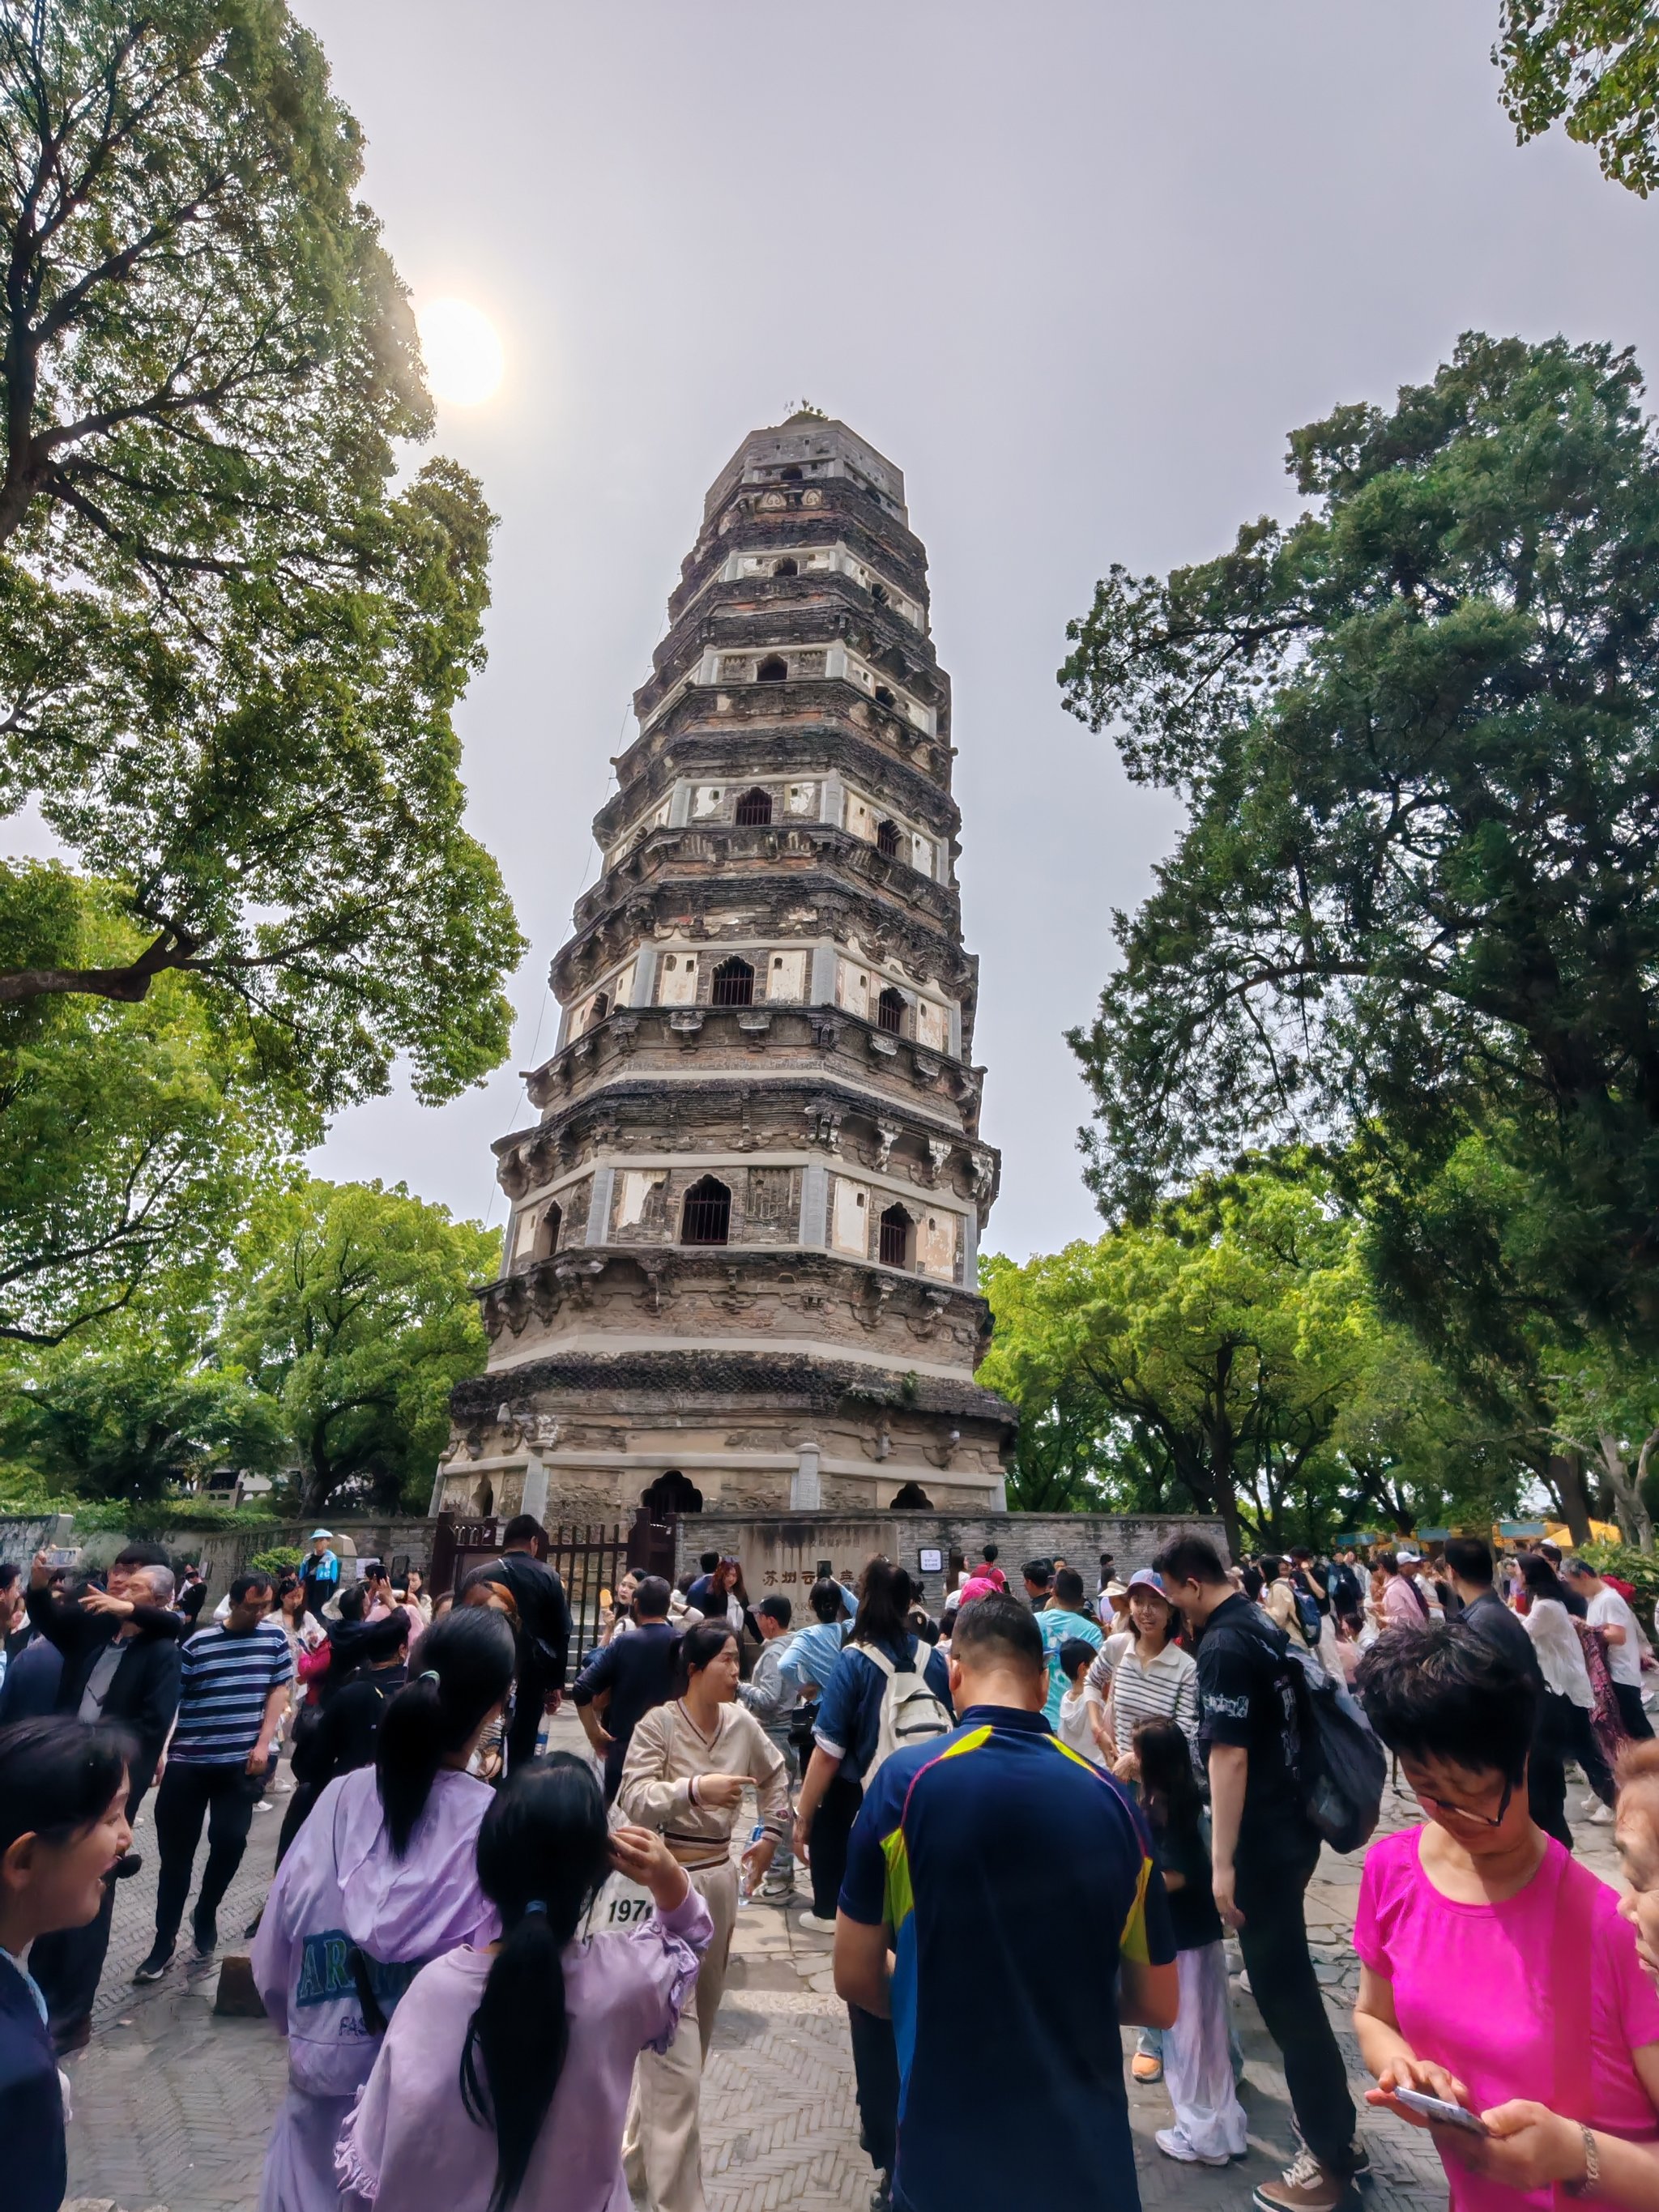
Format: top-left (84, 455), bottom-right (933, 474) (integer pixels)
top-left (430, 1510), bottom-right (679, 1683)
top-left (547, 1521), bottom-right (629, 1681)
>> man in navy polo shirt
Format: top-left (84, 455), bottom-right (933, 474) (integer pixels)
top-left (834, 1594), bottom-right (1177, 2212)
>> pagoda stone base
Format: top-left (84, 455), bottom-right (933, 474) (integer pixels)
top-left (438, 1350), bottom-right (1013, 1523)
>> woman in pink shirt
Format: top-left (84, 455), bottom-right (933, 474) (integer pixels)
top-left (1353, 1624), bottom-right (1659, 2210)
top-left (1379, 1551), bottom-right (1430, 1631)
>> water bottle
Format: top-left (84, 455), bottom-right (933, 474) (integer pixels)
top-left (738, 1822), bottom-right (766, 1905)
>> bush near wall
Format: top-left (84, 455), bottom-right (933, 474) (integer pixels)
top-left (249, 1544), bottom-right (306, 1578)
top-left (0, 1481), bottom-right (286, 1541)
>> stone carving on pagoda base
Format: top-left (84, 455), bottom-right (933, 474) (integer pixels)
top-left (439, 416), bottom-right (1013, 1525)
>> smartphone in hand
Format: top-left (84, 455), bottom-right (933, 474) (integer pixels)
top-left (1392, 2088), bottom-right (1491, 2137)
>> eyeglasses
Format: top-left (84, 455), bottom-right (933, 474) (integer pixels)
top-left (1413, 1775), bottom-right (1514, 1828)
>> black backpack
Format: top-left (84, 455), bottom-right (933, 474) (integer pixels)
top-left (1240, 1610), bottom-right (1385, 1854)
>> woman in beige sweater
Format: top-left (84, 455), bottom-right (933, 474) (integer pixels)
top-left (616, 1620), bottom-right (791, 2212)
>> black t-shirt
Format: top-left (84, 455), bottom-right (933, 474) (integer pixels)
top-left (313, 1665), bottom-right (406, 1784)
top-left (1195, 1593), bottom-right (1311, 1864)
top-left (571, 1622), bottom-right (679, 1785)
top-left (1461, 1589), bottom-right (1546, 1693)
top-left (467, 1553), bottom-right (572, 1682)
top-left (1153, 1810), bottom-right (1223, 1950)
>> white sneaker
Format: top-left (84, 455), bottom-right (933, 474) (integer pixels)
top-left (1156, 2129), bottom-right (1230, 2168)
top-left (1584, 1801), bottom-right (1614, 1826)
top-left (796, 1910), bottom-right (838, 1933)
top-left (1581, 1793), bottom-right (1603, 1815)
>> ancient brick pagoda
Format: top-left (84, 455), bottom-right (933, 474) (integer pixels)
top-left (441, 416), bottom-right (1013, 1524)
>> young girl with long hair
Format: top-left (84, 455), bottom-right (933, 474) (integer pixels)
top-left (616, 1619), bottom-right (790, 2212)
top-left (335, 1754), bottom-right (711, 2212)
top-left (1134, 1717), bottom-right (1248, 2167)
top-left (252, 1608), bottom-right (517, 2211)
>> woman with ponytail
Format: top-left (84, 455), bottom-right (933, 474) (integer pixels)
top-left (252, 1608), bottom-right (516, 2212)
top-left (335, 1754), bottom-right (711, 2211)
top-left (616, 1619), bottom-right (791, 2212)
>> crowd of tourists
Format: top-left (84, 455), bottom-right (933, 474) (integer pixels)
top-left (9, 1520), bottom-right (1659, 2212)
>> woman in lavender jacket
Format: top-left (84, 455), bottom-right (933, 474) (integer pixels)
top-left (252, 1609), bottom-right (517, 2212)
top-left (336, 1754), bottom-right (712, 2212)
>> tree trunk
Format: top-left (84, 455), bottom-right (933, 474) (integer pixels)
top-left (298, 1426), bottom-right (335, 1520)
top-left (1595, 1432), bottom-right (1654, 1553)
top-left (1216, 1485), bottom-right (1243, 1566)
top-left (1194, 1404), bottom-right (1244, 1565)
top-left (1549, 1451), bottom-right (1593, 1548)
top-left (1634, 1429), bottom-right (1659, 1556)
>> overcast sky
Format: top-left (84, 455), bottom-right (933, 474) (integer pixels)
top-left (292, 0), bottom-right (1659, 1263)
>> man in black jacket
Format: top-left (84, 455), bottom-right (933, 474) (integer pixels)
top-left (462, 1514), bottom-right (571, 1773)
top-left (571, 1576), bottom-right (680, 1801)
top-left (1443, 1534), bottom-right (1567, 1848)
top-left (24, 1544), bottom-right (184, 2049)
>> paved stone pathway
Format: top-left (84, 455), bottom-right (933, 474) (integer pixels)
top-left (62, 1736), bottom-right (1628, 2212)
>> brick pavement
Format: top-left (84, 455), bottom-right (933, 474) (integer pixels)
top-left (61, 1741), bottom-right (1629, 2212)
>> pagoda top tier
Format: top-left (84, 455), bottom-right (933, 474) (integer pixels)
top-left (701, 415), bottom-right (908, 529)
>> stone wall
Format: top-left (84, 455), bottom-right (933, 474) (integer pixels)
top-left (675, 1510), bottom-right (1229, 1620)
top-left (196, 1518), bottom-right (438, 1594)
top-left (0, 1513), bottom-right (74, 1566)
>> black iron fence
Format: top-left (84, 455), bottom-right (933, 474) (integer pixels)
top-left (430, 1509), bottom-right (676, 1683)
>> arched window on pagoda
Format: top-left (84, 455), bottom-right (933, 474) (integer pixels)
top-left (734, 787), bottom-right (774, 827)
top-left (681, 1176), bottom-right (731, 1247)
top-left (773, 556), bottom-right (798, 577)
top-left (757, 654), bottom-right (788, 683)
top-left (876, 987), bottom-right (905, 1036)
top-left (711, 956), bottom-right (754, 1007)
top-left (532, 1201), bottom-right (562, 1263)
top-left (876, 819), bottom-right (902, 859)
top-left (879, 1203), bottom-right (913, 1268)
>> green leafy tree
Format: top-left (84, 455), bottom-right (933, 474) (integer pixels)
top-left (1, 863), bottom-right (288, 1344)
top-left (1061, 335), bottom-right (1659, 1375)
top-left (225, 1176), bottom-right (497, 1516)
top-left (1496, 2), bottom-right (1659, 194)
top-left (979, 1250), bottom-right (1147, 1511)
top-left (0, 1), bottom-right (522, 1108)
top-left (0, 1323), bottom-right (284, 1503)
top-left (1355, 1125), bottom-right (1606, 1541)
top-left (1328, 1317), bottom-right (1525, 1539)
top-left (982, 1167), bottom-right (1373, 1554)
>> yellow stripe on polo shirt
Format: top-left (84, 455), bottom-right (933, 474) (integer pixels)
top-left (1118, 1852), bottom-right (1155, 1964)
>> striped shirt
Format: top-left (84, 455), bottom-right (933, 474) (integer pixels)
top-left (1089, 1632), bottom-right (1200, 1754)
top-left (171, 1620), bottom-right (294, 1765)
